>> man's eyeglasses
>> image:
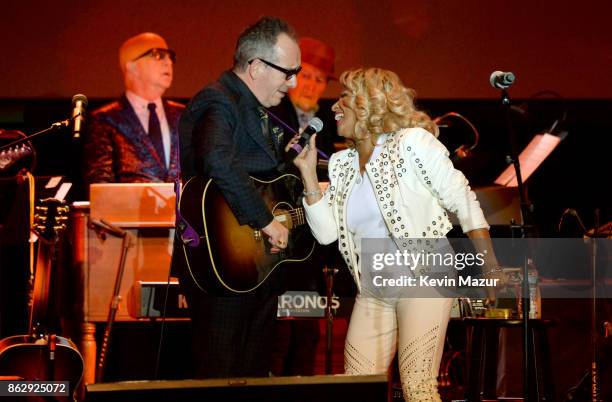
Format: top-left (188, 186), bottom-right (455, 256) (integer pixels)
top-left (249, 58), bottom-right (301, 80)
top-left (133, 48), bottom-right (176, 63)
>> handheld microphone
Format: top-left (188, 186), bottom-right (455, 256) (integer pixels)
top-left (71, 94), bottom-right (88, 139)
top-left (489, 71), bottom-right (515, 89)
top-left (288, 117), bottom-right (324, 156)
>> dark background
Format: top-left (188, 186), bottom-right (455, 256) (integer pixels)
top-left (2, 1), bottom-right (612, 99)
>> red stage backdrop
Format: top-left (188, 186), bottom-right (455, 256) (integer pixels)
top-left (1, 0), bottom-right (611, 99)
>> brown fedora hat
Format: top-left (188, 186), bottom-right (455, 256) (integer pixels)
top-left (299, 37), bottom-right (336, 80)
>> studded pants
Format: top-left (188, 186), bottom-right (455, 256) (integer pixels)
top-left (345, 294), bottom-right (453, 402)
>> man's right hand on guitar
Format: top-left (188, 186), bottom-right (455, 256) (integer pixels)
top-left (262, 219), bottom-right (289, 253)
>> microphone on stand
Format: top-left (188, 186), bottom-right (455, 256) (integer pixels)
top-left (489, 71), bottom-right (516, 90)
top-left (71, 94), bottom-right (88, 139)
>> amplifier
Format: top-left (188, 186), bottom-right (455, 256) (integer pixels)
top-left (127, 280), bottom-right (190, 319)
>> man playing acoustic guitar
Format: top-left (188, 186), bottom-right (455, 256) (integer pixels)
top-left (175, 17), bottom-right (301, 378)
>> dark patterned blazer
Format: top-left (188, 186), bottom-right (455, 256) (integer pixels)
top-left (83, 95), bottom-right (184, 185)
top-left (179, 70), bottom-right (285, 229)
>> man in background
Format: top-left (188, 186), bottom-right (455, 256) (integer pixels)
top-left (83, 32), bottom-right (183, 185)
top-left (272, 37), bottom-right (343, 161)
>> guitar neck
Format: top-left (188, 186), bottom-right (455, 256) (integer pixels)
top-left (28, 242), bottom-right (54, 335)
top-left (276, 207), bottom-right (306, 229)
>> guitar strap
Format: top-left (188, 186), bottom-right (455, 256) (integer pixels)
top-left (265, 107), bottom-right (330, 161)
top-left (174, 178), bottom-right (201, 247)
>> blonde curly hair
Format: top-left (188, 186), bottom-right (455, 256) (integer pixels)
top-left (339, 68), bottom-right (438, 143)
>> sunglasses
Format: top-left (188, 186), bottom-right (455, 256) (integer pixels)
top-left (249, 58), bottom-right (301, 80)
top-left (133, 48), bottom-right (176, 63)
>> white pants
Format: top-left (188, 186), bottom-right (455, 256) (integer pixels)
top-left (345, 294), bottom-right (453, 402)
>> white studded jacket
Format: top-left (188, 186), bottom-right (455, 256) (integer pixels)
top-left (303, 127), bottom-right (489, 291)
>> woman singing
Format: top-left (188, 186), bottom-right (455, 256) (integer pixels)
top-left (293, 67), bottom-right (505, 401)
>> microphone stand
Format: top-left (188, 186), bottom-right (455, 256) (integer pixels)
top-left (89, 219), bottom-right (132, 383)
top-left (323, 265), bottom-right (338, 375)
top-left (560, 209), bottom-right (603, 402)
top-left (497, 87), bottom-right (538, 401)
top-left (589, 210), bottom-right (601, 402)
top-left (0, 119), bottom-right (70, 152)
top-left (581, 209), bottom-right (602, 402)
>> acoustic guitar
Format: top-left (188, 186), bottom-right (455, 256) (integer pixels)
top-left (0, 129), bottom-right (35, 175)
top-left (0, 198), bottom-right (84, 401)
top-left (179, 174), bottom-right (316, 294)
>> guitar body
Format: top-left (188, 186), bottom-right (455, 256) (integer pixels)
top-left (180, 174), bottom-right (315, 294)
top-left (0, 335), bottom-right (84, 401)
top-left (0, 199), bottom-right (83, 401)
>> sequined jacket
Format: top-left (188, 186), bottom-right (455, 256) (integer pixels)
top-left (84, 95), bottom-right (184, 185)
top-left (303, 127), bottom-right (489, 290)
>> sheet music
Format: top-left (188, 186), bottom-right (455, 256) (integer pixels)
top-left (54, 182), bottom-right (72, 201)
top-left (494, 133), bottom-right (561, 187)
top-left (45, 176), bottom-right (62, 189)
